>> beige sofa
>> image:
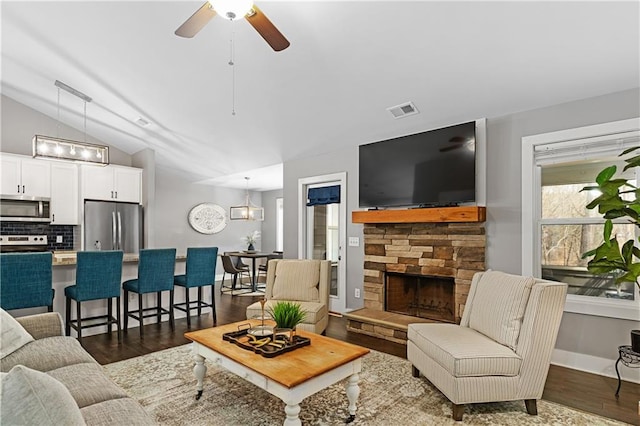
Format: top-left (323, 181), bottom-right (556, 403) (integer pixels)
top-left (408, 270), bottom-right (567, 421)
top-left (246, 259), bottom-right (331, 334)
top-left (1, 310), bottom-right (154, 425)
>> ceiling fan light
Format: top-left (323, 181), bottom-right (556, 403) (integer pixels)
top-left (210, 0), bottom-right (253, 21)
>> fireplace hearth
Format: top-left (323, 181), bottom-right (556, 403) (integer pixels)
top-left (386, 273), bottom-right (455, 323)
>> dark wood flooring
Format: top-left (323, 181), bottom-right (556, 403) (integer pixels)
top-left (79, 291), bottom-right (639, 425)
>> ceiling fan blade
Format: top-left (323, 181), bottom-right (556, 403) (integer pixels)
top-left (175, 2), bottom-right (217, 38)
top-left (439, 144), bottom-right (463, 153)
top-left (245, 5), bottom-right (290, 52)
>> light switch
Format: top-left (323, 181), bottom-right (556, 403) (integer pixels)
top-left (348, 237), bottom-right (360, 247)
top-left (56, 236), bottom-right (63, 243)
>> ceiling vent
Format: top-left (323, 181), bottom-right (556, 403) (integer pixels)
top-left (387, 102), bottom-right (419, 119)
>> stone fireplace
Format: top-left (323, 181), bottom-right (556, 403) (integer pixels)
top-left (345, 207), bottom-right (486, 344)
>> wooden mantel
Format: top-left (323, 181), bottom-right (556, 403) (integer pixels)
top-left (352, 206), bottom-right (486, 224)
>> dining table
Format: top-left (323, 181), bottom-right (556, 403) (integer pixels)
top-left (225, 251), bottom-right (271, 292)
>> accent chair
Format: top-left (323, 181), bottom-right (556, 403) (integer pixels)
top-left (407, 270), bottom-right (568, 421)
top-left (246, 259), bottom-right (331, 334)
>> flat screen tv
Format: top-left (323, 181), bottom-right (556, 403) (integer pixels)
top-left (359, 121), bottom-right (476, 208)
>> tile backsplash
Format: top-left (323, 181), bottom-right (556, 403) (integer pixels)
top-left (0, 222), bottom-right (75, 251)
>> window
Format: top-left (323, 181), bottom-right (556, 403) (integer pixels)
top-left (540, 163), bottom-right (637, 301)
top-left (522, 118), bottom-right (640, 320)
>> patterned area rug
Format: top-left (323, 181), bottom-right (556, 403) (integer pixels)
top-left (104, 344), bottom-right (625, 425)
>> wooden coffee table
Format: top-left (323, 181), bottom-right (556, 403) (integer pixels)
top-left (184, 320), bottom-right (370, 426)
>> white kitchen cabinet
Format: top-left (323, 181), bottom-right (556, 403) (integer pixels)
top-left (50, 163), bottom-right (79, 224)
top-left (0, 154), bottom-right (51, 197)
top-left (81, 165), bottom-right (142, 203)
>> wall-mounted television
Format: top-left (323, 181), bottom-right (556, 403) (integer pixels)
top-left (359, 121), bottom-right (477, 208)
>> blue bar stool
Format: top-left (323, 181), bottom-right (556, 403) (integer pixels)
top-left (1, 252), bottom-right (54, 312)
top-left (123, 248), bottom-right (176, 336)
top-left (173, 247), bottom-right (218, 327)
top-left (64, 251), bottom-right (123, 342)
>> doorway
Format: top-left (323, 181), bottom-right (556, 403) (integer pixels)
top-left (298, 172), bottom-right (347, 313)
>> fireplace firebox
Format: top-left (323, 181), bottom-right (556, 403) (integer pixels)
top-left (385, 273), bottom-right (455, 323)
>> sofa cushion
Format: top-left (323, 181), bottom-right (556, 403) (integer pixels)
top-left (1, 308), bottom-right (34, 359)
top-left (247, 299), bottom-right (327, 325)
top-left (1, 365), bottom-right (86, 426)
top-left (0, 336), bottom-right (97, 373)
top-left (468, 270), bottom-right (534, 350)
top-left (48, 363), bottom-right (129, 408)
top-left (408, 323), bottom-right (522, 377)
top-left (271, 260), bottom-right (320, 302)
top-left (81, 397), bottom-right (156, 426)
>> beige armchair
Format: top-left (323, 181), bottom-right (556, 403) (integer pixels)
top-left (246, 259), bottom-right (330, 334)
top-left (407, 270), bottom-right (567, 421)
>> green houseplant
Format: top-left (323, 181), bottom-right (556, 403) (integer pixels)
top-left (581, 146), bottom-right (640, 293)
top-left (268, 301), bottom-right (306, 330)
top-left (582, 147), bottom-right (640, 353)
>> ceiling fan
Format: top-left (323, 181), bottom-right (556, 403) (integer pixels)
top-left (175, 0), bottom-right (290, 52)
top-left (439, 136), bottom-right (475, 153)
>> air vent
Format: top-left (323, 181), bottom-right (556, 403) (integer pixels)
top-left (387, 102), bottom-right (419, 119)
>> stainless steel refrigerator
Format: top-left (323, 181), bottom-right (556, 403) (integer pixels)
top-left (84, 201), bottom-right (143, 253)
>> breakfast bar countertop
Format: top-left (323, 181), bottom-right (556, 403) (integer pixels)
top-left (52, 251), bottom-right (187, 266)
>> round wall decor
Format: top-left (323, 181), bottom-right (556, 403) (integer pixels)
top-left (188, 203), bottom-right (228, 234)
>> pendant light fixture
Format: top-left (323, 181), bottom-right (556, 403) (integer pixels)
top-left (32, 80), bottom-right (109, 165)
top-left (230, 177), bottom-right (264, 221)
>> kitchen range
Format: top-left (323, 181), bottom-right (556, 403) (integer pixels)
top-left (0, 234), bottom-right (48, 253)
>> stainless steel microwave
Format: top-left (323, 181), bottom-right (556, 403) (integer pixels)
top-left (0, 196), bottom-right (51, 222)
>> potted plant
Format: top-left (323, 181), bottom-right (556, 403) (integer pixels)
top-left (581, 146), bottom-right (640, 352)
top-left (244, 230), bottom-right (260, 252)
top-left (268, 301), bottom-right (306, 333)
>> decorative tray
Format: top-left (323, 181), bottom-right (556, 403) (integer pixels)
top-left (222, 325), bottom-right (310, 358)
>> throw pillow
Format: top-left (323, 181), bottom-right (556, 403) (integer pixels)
top-left (1, 365), bottom-right (86, 425)
top-left (0, 308), bottom-right (34, 359)
top-left (271, 260), bottom-right (320, 302)
top-left (468, 270), bottom-right (535, 350)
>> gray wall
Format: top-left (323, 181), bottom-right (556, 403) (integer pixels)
top-left (485, 88), bottom-right (640, 362)
top-left (282, 88), bottom-right (640, 366)
top-left (153, 167), bottom-right (262, 260)
top-left (283, 145), bottom-right (363, 308)
top-left (261, 189), bottom-right (283, 253)
top-left (1, 95), bottom-right (131, 165)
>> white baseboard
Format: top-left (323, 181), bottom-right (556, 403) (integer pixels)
top-left (551, 348), bottom-right (640, 384)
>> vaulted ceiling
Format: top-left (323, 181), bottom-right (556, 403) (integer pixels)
top-left (2, 1), bottom-right (639, 190)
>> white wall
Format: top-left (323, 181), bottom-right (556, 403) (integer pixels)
top-left (283, 88), bottom-right (640, 377)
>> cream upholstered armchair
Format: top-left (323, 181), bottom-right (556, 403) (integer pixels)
top-left (407, 270), bottom-right (567, 421)
top-left (246, 259), bottom-right (331, 334)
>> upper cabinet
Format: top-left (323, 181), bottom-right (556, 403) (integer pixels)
top-left (81, 165), bottom-right (142, 203)
top-left (50, 163), bottom-right (79, 225)
top-left (0, 154), bottom-right (51, 198)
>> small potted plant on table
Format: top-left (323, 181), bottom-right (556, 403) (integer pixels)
top-left (268, 301), bottom-right (306, 343)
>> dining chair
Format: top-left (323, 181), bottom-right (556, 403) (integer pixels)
top-left (64, 251), bottom-right (123, 342)
top-left (174, 247), bottom-right (218, 327)
top-left (220, 254), bottom-right (251, 295)
top-left (0, 252), bottom-right (54, 312)
top-left (123, 248), bottom-right (176, 336)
